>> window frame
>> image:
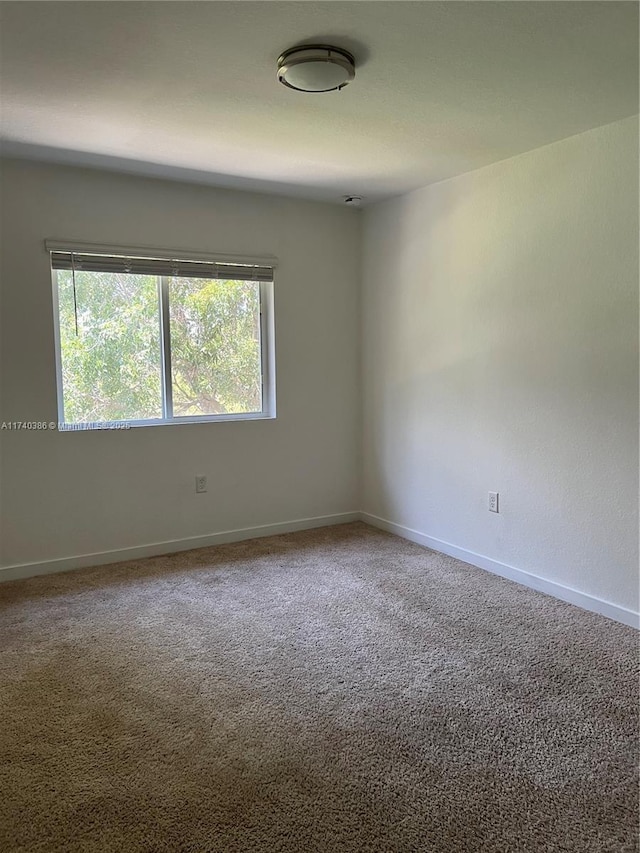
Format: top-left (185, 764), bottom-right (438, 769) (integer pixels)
top-left (49, 242), bottom-right (276, 430)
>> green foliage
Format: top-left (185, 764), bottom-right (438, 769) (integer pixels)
top-left (169, 278), bottom-right (261, 416)
top-left (58, 271), bottom-right (162, 423)
top-left (57, 272), bottom-right (262, 423)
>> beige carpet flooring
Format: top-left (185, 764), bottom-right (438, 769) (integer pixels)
top-left (0, 522), bottom-right (638, 852)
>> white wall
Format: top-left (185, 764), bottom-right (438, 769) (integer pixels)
top-left (0, 160), bottom-right (361, 568)
top-left (361, 116), bottom-right (639, 616)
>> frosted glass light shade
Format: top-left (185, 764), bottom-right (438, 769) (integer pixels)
top-left (277, 45), bottom-right (355, 93)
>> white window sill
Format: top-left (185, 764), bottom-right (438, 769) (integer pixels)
top-left (58, 412), bottom-right (276, 431)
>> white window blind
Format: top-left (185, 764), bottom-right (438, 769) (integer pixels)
top-left (50, 251), bottom-right (274, 282)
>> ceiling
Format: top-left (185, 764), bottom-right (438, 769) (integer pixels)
top-left (1, 1), bottom-right (638, 205)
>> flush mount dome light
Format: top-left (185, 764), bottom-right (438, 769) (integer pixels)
top-left (277, 45), bottom-right (355, 93)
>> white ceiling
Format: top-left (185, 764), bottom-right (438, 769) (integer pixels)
top-left (1, 1), bottom-right (638, 205)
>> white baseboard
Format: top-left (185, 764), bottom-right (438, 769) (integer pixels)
top-left (0, 512), bottom-right (360, 583)
top-left (3, 509), bottom-right (637, 630)
top-left (360, 512), bottom-right (639, 630)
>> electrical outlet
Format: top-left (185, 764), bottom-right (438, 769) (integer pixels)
top-left (195, 475), bottom-right (207, 494)
top-left (488, 491), bottom-right (499, 513)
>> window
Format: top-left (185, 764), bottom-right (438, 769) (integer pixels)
top-left (49, 244), bottom-right (275, 429)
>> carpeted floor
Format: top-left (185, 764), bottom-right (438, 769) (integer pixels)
top-left (0, 522), bottom-right (637, 852)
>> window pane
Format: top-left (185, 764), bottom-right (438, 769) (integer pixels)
top-left (169, 278), bottom-right (262, 416)
top-left (57, 270), bottom-right (162, 423)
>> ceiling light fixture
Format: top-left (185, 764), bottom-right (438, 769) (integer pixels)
top-left (277, 44), bottom-right (355, 93)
